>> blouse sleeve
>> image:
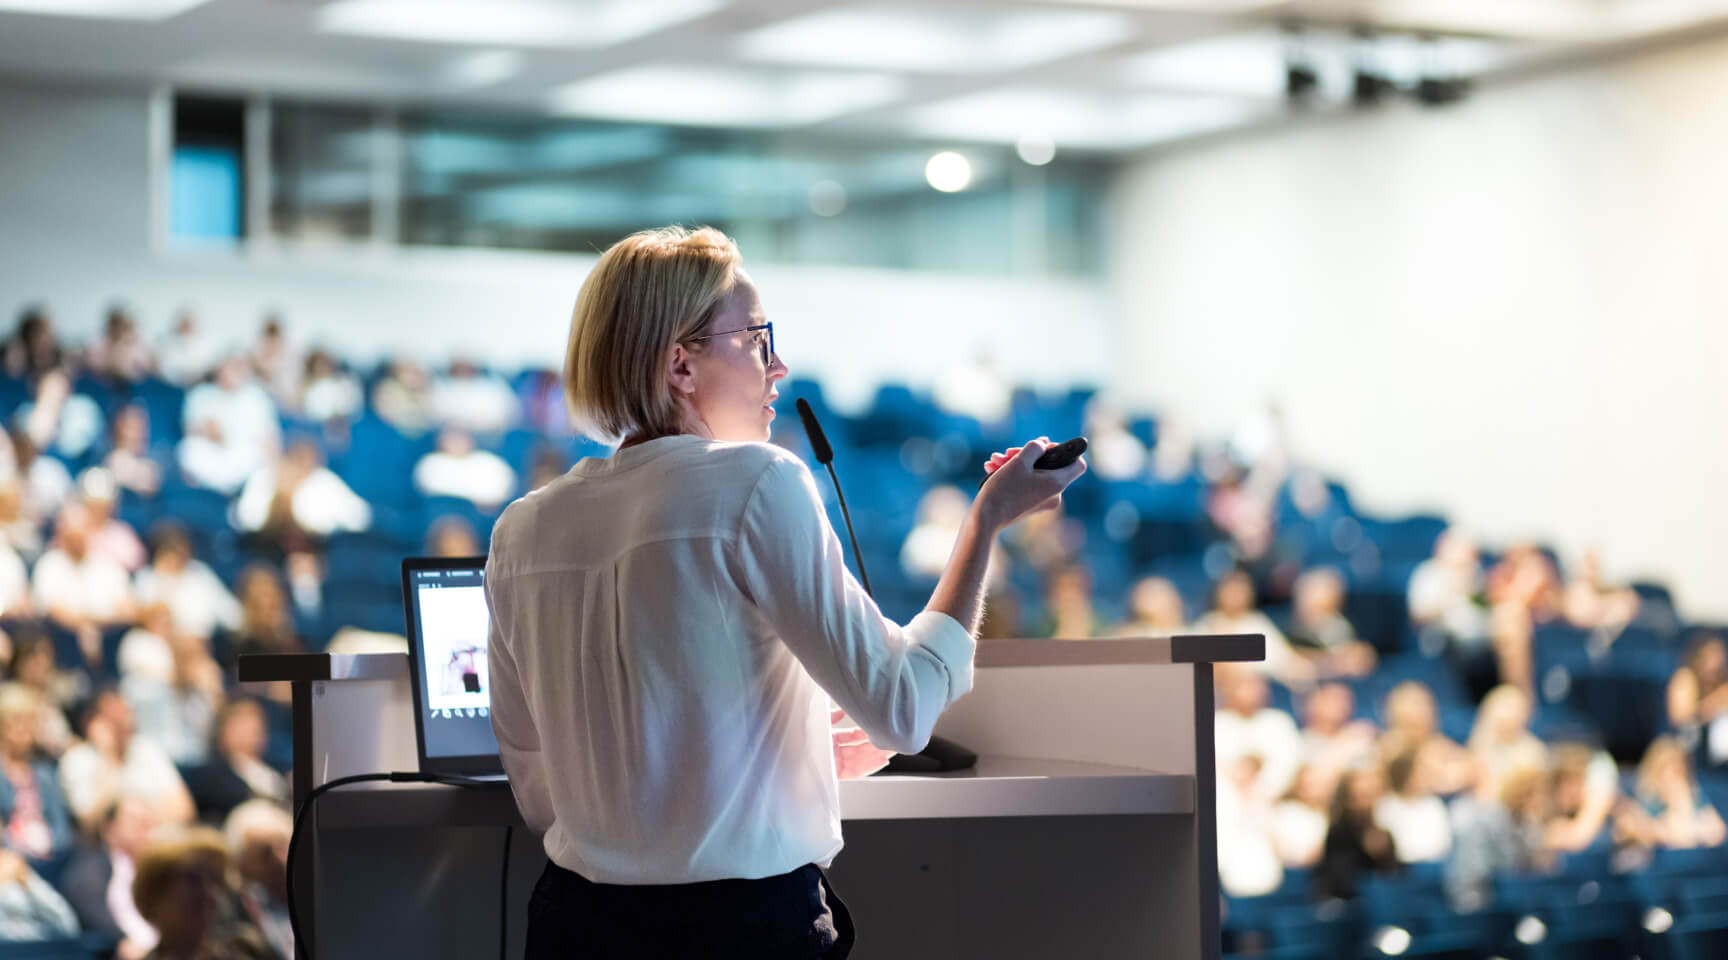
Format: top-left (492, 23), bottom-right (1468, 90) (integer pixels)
top-left (732, 457), bottom-right (975, 755)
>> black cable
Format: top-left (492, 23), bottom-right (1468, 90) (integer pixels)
top-left (500, 824), bottom-right (513, 960)
top-left (286, 771), bottom-right (511, 960)
top-left (823, 461), bottom-right (871, 597)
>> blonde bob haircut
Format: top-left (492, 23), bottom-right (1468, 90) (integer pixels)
top-left (564, 225), bottom-right (744, 443)
top-left (132, 827), bottom-right (231, 925)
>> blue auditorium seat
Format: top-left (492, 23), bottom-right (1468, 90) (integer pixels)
top-left (130, 377), bottom-right (185, 443)
top-left (1664, 911), bottom-right (1728, 960)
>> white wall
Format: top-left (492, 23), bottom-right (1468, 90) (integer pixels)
top-left (0, 80), bottom-right (1111, 415)
top-left (1107, 34), bottom-right (1728, 618)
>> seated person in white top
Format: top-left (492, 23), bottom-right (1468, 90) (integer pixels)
top-left (59, 689), bottom-right (195, 829)
top-left (78, 468), bottom-right (146, 572)
top-left (32, 502), bottom-right (137, 670)
top-left (1374, 743), bottom-right (1454, 863)
top-left (234, 439), bottom-right (371, 548)
top-left (412, 425), bottom-right (517, 512)
top-left (133, 524), bottom-right (242, 644)
top-left (1193, 570), bottom-right (1314, 691)
top-left (431, 358), bottom-right (518, 435)
top-left (1214, 664), bottom-right (1303, 801)
top-left (178, 354), bottom-right (281, 495)
top-left (486, 226), bottom-right (1084, 960)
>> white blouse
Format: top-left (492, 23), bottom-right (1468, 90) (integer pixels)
top-left (486, 435), bottom-right (974, 885)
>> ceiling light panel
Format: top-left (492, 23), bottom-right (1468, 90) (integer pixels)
top-left (0, 0), bottom-right (211, 18)
top-left (902, 88), bottom-right (1267, 150)
top-left (317, 0), bottom-right (724, 48)
top-left (548, 65), bottom-right (905, 127)
top-left (737, 5), bottom-right (1135, 73)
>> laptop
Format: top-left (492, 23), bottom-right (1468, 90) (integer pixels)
top-left (401, 556), bottom-right (507, 781)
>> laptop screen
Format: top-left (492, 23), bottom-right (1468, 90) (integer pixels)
top-left (404, 562), bottom-right (501, 765)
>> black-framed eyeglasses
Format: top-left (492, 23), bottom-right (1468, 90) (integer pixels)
top-left (683, 322), bottom-right (774, 367)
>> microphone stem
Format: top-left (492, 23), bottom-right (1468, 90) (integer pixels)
top-left (824, 461), bottom-right (873, 598)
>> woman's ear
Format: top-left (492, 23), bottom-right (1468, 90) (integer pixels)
top-left (667, 342), bottom-right (697, 398)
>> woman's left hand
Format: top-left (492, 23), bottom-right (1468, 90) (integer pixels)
top-left (831, 708), bottom-right (895, 780)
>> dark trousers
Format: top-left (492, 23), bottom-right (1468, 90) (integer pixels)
top-left (524, 861), bottom-right (854, 960)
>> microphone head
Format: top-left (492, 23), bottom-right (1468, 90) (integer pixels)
top-left (794, 397), bottom-right (833, 465)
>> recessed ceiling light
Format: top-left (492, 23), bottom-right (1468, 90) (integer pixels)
top-left (317, 0), bottom-right (723, 48)
top-left (905, 88), bottom-right (1265, 150)
top-left (738, 5), bottom-right (1133, 74)
top-left (1016, 132), bottom-right (1056, 166)
top-left (0, 0), bottom-right (212, 18)
top-left (548, 65), bottom-right (904, 127)
top-left (925, 152), bottom-right (971, 192)
top-left (442, 50), bottom-right (524, 90)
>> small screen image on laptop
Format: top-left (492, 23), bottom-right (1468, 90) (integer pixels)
top-left (402, 558), bottom-right (501, 772)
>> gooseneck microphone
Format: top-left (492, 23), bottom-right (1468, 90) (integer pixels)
top-left (795, 398), bottom-right (872, 597)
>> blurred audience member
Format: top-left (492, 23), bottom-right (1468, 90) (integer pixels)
top-left (0, 481), bottom-right (42, 558)
top-left (2, 307), bottom-right (64, 381)
top-left (1315, 765), bottom-right (1398, 900)
top-left (1467, 686), bottom-right (1548, 796)
top-left (179, 355), bottom-right (280, 495)
top-left (79, 468), bottom-right (146, 572)
top-left (1215, 665), bottom-right (1302, 800)
top-left (1669, 630), bottom-right (1728, 768)
top-left (0, 847), bottom-right (78, 941)
top-left (87, 305), bottom-right (156, 383)
top-left (1300, 683), bottom-right (1376, 775)
top-left (59, 689), bottom-right (194, 828)
top-left (1195, 571), bottom-right (1311, 690)
top-left (1112, 575), bottom-right (1186, 638)
top-left (1082, 397), bottom-right (1147, 480)
top-left (526, 446), bottom-right (568, 492)
top-left (426, 516), bottom-right (481, 559)
top-left (0, 684), bottom-right (74, 861)
top-left (1217, 754), bottom-right (1282, 897)
top-left (1378, 682), bottom-right (1472, 795)
top-left (1622, 736), bottom-right (1727, 850)
top-left (1487, 544), bottom-right (1563, 624)
top-left (61, 795), bottom-right (158, 957)
top-left (0, 534), bottom-right (27, 616)
top-left (23, 368), bottom-right (104, 462)
top-left (1289, 567), bottom-right (1376, 677)
top-left (225, 800), bottom-right (292, 960)
top-left (6, 629), bottom-right (73, 757)
top-left (235, 439), bottom-right (371, 551)
top-left (1273, 765), bottom-right (1336, 868)
top-left (933, 349), bottom-right (1009, 426)
top-left (106, 405), bottom-right (164, 499)
top-left (1205, 461), bottom-right (1276, 566)
top-left (132, 826), bottom-right (273, 960)
top-left (297, 349), bottom-right (361, 423)
top-left (1376, 745), bottom-right (1452, 863)
top-left (135, 524), bottom-right (242, 644)
top-left (412, 426), bottom-right (516, 512)
top-left (431, 358), bottom-right (516, 434)
top-left (225, 567), bottom-right (300, 668)
top-left (158, 310), bottom-right (224, 388)
top-left (119, 605), bottom-right (224, 767)
top-left (6, 428), bottom-right (72, 540)
top-left (1544, 743), bottom-right (1617, 854)
top-left (372, 358), bottom-right (435, 435)
top-left (33, 502), bottom-right (136, 668)
top-left (184, 701), bottom-right (285, 826)
top-left (251, 315), bottom-right (301, 408)
top-left (518, 368), bottom-right (569, 436)
top-left (1041, 565), bottom-right (1097, 638)
top-left (900, 485), bottom-right (971, 581)
top-left (1446, 764), bottom-right (1552, 912)
top-left (1408, 529), bottom-right (1489, 654)
top-left (1561, 548), bottom-right (1641, 631)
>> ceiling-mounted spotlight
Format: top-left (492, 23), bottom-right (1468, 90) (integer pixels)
top-left (1350, 25), bottom-right (1392, 108)
top-left (1411, 33), bottom-right (1470, 107)
top-left (1283, 20), bottom-right (1319, 107)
